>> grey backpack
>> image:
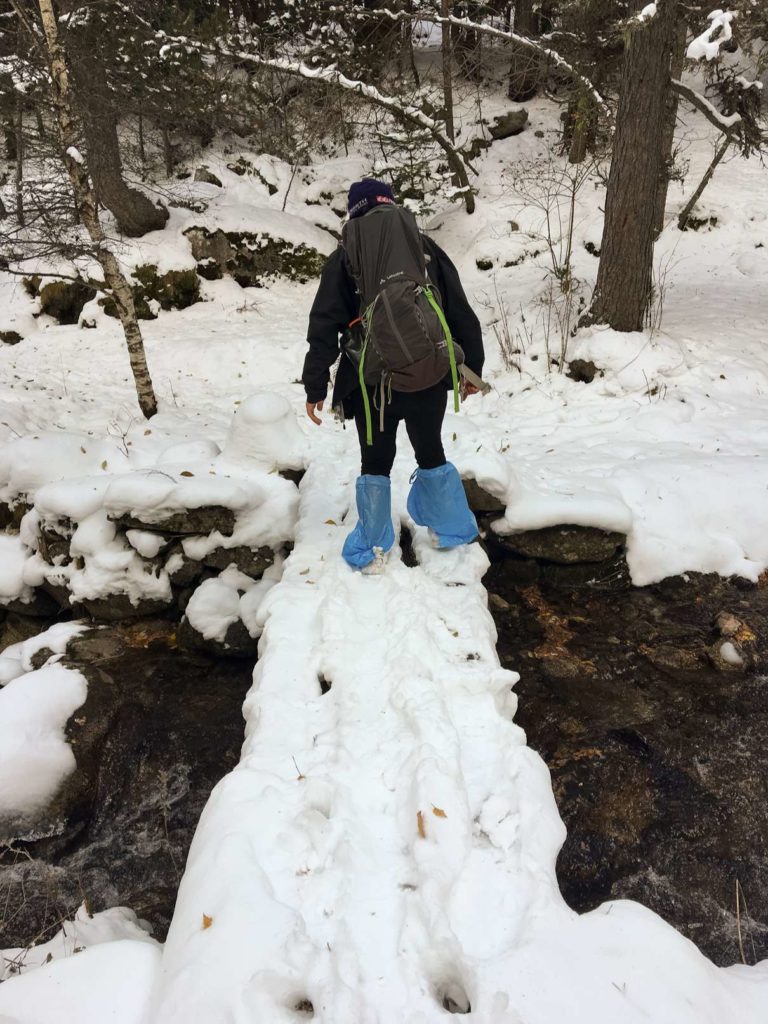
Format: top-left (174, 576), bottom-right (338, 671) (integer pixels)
top-left (341, 206), bottom-right (463, 442)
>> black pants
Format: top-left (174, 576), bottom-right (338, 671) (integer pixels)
top-left (350, 383), bottom-right (447, 477)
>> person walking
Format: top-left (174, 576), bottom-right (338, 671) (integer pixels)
top-left (302, 178), bottom-right (485, 573)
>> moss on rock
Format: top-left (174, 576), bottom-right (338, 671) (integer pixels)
top-left (185, 227), bottom-right (325, 288)
top-left (39, 279), bottom-right (97, 325)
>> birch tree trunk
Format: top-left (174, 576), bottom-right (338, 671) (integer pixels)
top-left (441, 0), bottom-right (455, 141)
top-left (36, 0), bottom-right (158, 418)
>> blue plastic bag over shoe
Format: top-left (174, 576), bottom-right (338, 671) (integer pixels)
top-left (342, 474), bottom-right (396, 569)
top-left (407, 462), bottom-right (478, 549)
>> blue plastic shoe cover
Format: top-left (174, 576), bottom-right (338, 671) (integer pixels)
top-left (342, 474), bottom-right (396, 569)
top-left (406, 462), bottom-right (478, 549)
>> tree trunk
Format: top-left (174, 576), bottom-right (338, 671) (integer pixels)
top-left (653, 18), bottom-right (687, 236)
top-left (508, 0), bottom-right (538, 101)
top-left (678, 137), bottom-right (731, 231)
top-left (14, 94), bottom-right (24, 227)
top-left (71, 51), bottom-right (167, 237)
top-left (441, 0), bottom-right (455, 141)
top-left (37, 0), bottom-right (158, 418)
top-left (589, 1), bottom-right (677, 332)
top-left (162, 127), bottom-right (175, 178)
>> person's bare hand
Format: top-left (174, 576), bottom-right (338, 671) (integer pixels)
top-left (306, 400), bottom-right (324, 425)
top-left (461, 381), bottom-right (480, 400)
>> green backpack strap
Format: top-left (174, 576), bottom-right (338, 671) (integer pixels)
top-left (423, 285), bottom-right (460, 413)
top-left (358, 303), bottom-right (374, 445)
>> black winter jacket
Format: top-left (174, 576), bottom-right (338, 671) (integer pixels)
top-left (302, 234), bottom-right (484, 418)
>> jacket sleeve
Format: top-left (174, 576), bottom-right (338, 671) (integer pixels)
top-left (302, 249), bottom-right (358, 404)
top-left (425, 238), bottom-right (485, 378)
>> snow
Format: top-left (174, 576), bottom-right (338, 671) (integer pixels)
top-left (720, 640), bottom-right (744, 666)
top-left (687, 9), bottom-right (736, 61)
top-left (0, 663), bottom-right (87, 817)
top-left (0, 533), bottom-right (32, 604)
top-left (0, 621), bottom-right (89, 687)
top-left (65, 146), bottom-right (84, 165)
top-left (2, 88), bottom-right (768, 1024)
top-left (0, 940), bottom-right (160, 1024)
top-left (1, 906), bottom-right (157, 982)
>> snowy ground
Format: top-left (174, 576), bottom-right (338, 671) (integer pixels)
top-left (1, 94), bottom-right (768, 1022)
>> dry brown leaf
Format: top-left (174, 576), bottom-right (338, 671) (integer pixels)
top-left (202, 914), bottom-right (213, 930)
top-left (324, 519), bottom-right (337, 526)
top-left (80, 446), bottom-right (86, 454)
top-left (299, 568), bottom-right (310, 575)
top-left (432, 806), bottom-right (447, 819)
top-left (144, 429), bottom-right (152, 435)
top-left (100, 460), bottom-right (108, 470)
top-left (180, 471), bottom-right (194, 477)
top-left (417, 810), bottom-right (426, 839)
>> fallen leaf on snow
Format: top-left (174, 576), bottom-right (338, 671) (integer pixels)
top-left (202, 914), bottom-right (213, 930)
top-left (432, 807), bottom-right (447, 818)
top-left (417, 810), bottom-right (426, 839)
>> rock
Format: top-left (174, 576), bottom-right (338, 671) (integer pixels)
top-left (80, 593), bottom-right (174, 622)
top-left (280, 468), bottom-right (305, 488)
top-left (177, 615), bottom-right (256, 658)
top-left (185, 227), bottom-right (325, 288)
top-left (567, 359), bottom-right (599, 384)
top-left (0, 502), bottom-right (11, 529)
top-left (475, 258), bottom-right (494, 271)
top-left (38, 526), bottom-right (72, 565)
top-left (463, 478), bottom-right (505, 514)
top-left (39, 279), bottom-right (97, 325)
top-left (202, 545), bottom-right (274, 578)
top-left (0, 611), bottom-right (59, 650)
top-left (0, 620), bottom-right (254, 945)
top-left (494, 525), bottom-right (625, 565)
top-left (112, 506), bottom-right (236, 537)
top-left (100, 266), bottom-right (200, 320)
top-left (489, 109), bottom-right (529, 140)
top-left (0, 330), bottom-right (22, 345)
top-left (165, 547), bottom-right (206, 588)
top-left (488, 592), bottom-right (511, 612)
top-left (3, 589), bottom-right (61, 618)
top-left (193, 167), bottom-right (223, 187)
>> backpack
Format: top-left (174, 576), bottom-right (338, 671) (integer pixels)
top-left (341, 205), bottom-right (463, 444)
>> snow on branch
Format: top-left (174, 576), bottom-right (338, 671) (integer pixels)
top-left (671, 79), bottom-right (742, 134)
top-left (326, 5), bottom-right (610, 118)
top-left (146, 29), bottom-right (477, 213)
top-left (687, 9), bottom-right (736, 61)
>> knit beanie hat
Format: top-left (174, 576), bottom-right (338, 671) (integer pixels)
top-left (347, 178), bottom-right (396, 219)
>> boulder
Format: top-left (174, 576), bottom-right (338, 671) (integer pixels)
top-left (489, 109), bottom-right (529, 140)
top-left (80, 593), bottom-right (174, 622)
top-left (493, 525), bottom-right (625, 564)
top-left (177, 615), bottom-right (256, 658)
top-left (193, 167), bottom-right (223, 187)
top-left (463, 478), bottom-right (505, 514)
top-left (185, 227), bottom-right (325, 288)
top-left (39, 279), bottom-right (97, 325)
top-left (202, 544), bottom-right (274, 577)
top-left (112, 506), bottom-right (236, 537)
top-left (567, 359), bottom-right (599, 384)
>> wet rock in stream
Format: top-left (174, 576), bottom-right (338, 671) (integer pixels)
top-left (486, 559), bottom-right (768, 967)
top-left (0, 619), bottom-right (253, 948)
